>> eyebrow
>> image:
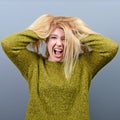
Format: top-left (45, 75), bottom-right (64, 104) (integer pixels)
top-left (50, 34), bottom-right (57, 36)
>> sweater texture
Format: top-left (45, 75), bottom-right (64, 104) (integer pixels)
top-left (1, 30), bottom-right (118, 120)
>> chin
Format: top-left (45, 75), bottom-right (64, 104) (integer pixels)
top-left (54, 58), bottom-right (63, 62)
top-left (48, 57), bottom-right (63, 62)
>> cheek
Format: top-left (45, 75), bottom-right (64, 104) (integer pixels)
top-left (62, 42), bottom-right (65, 49)
top-left (47, 40), bottom-right (55, 49)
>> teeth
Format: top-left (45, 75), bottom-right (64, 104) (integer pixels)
top-left (54, 49), bottom-right (62, 52)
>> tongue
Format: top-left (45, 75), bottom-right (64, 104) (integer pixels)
top-left (56, 51), bottom-right (61, 55)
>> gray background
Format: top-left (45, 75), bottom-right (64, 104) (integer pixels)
top-left (0, 0), bottom-right (120, 120)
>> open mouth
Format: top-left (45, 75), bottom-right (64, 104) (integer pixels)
top-left (53, 48), bottom-right (63, 58)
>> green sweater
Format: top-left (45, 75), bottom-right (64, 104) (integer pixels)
top-left (1, 30), bottom-right (118, 120)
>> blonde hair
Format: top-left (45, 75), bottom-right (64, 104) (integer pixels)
top-left (28, 14), bottom-right (97, 79)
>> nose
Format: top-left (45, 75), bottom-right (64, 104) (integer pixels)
top-left (56, 39), bottom-right (62, 46)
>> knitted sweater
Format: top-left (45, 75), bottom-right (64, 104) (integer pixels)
top-left (1, 30), bottom-right (118, 120)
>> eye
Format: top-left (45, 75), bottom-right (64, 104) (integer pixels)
top-left (50, 36), bottom-right (57, 39)
top-left (50, 36), bottom-right (57, 40)
top-left (61, 38), bottom-right (65, 41)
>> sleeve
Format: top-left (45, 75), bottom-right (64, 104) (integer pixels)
top-left (81, 34), bottom-right (119, 77)
top-left (1, 30), bottom-right (43, 80)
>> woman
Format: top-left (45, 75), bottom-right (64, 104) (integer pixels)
top-left (1, 14), bottom-right (119, 120)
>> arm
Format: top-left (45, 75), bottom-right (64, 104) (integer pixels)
top-left (81, 34), bottom-right (119, 77)
top-left (1, 30), bottom-right (42, 80)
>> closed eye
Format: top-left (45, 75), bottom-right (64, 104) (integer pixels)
top-left (51, 37), bottom-right (57, 39)
top-left (61, 38), bottom-right (65, 41)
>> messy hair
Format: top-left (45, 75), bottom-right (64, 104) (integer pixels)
top-left (28, 14), bottom-right (97, 79)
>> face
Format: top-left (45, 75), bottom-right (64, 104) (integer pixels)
top-left (47, 28), bottom-right (65, 62)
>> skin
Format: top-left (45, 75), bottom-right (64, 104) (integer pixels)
top-left (47, 28), bottom-right (65, 62)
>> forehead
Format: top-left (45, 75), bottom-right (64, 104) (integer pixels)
top-left (50, 28), bottom-right (65, 36)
